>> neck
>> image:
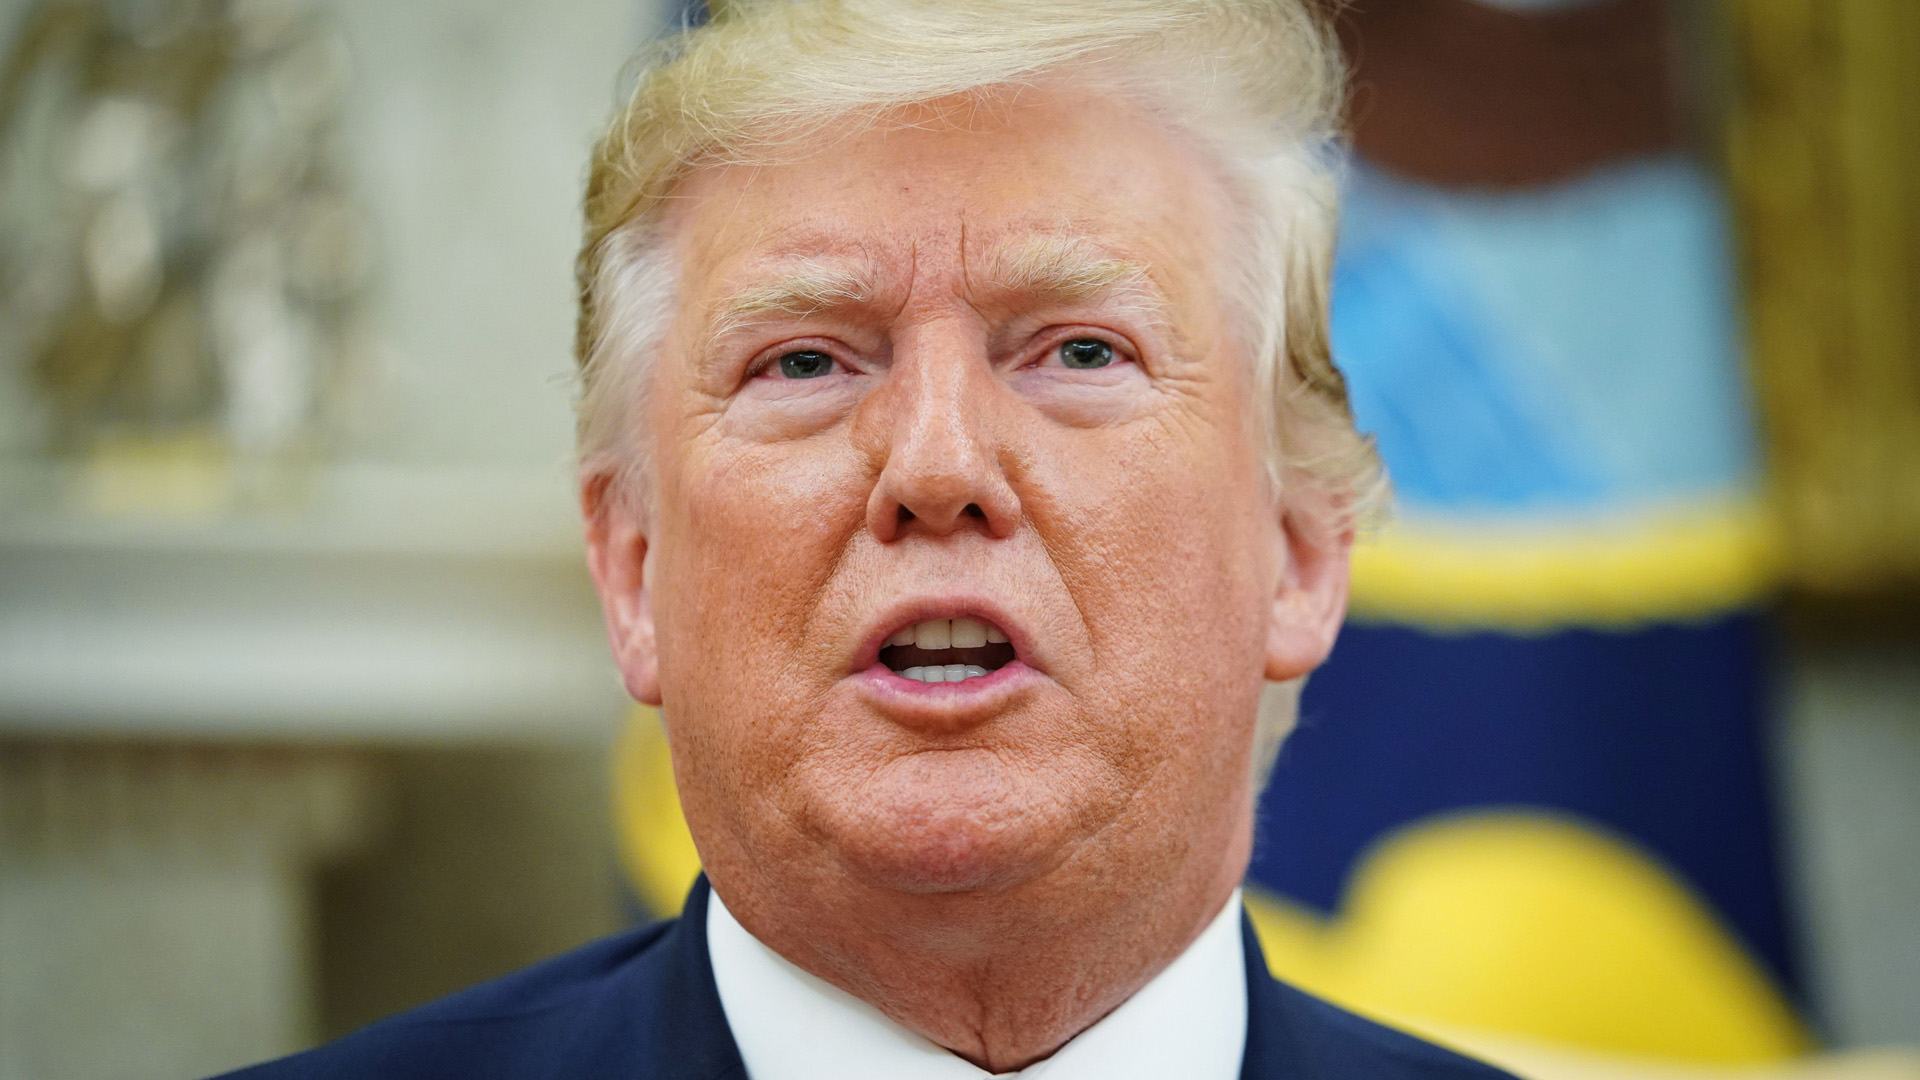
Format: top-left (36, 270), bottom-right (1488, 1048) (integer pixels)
top-left (707, 817), bottom-right (1253, 1073)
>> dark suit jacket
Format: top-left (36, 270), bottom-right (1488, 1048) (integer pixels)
top-left (221, 877), bottom-right (1516, 1079)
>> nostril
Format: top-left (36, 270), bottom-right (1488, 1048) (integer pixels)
top-left (896, 505), bottom-right (916, 526)
top-left (964, 503), bottom-right (984, 520)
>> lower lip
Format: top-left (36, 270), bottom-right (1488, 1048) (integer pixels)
top-left (857, 659), bottom-right (1039, 699)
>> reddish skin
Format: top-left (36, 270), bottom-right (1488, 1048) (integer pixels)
top-left (584, 84), bottom-right (1351, 1073)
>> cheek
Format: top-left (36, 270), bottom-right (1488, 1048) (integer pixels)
top-left (1025, 405), bottom-right (1274, 756)
top-left (649, 435), bottom-right (872, 757)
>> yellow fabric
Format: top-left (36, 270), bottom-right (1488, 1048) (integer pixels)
top-left (1243, 814), bottom-right (1810, 1064)
top-left (1346, 500), bottom-right (1781, 633)
top-left (1411, 1032), bottom-right (1920, 1080)
top-left (611, 706), bottom-right (702, 916)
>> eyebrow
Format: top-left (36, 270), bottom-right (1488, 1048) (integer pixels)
top-left (703, 259), bottom-right (876, 343)
top-left (979, 235), bottom-right (1156, 309)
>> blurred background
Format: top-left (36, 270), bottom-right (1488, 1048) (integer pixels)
top-left (0, 0), bottom-right (1914, 1078)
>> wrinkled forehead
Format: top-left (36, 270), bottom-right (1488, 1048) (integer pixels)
top-left (657, 83), bottom-right (1236, 325)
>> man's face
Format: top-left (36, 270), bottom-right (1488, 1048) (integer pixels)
top-left (589, 84), bottom-right (1347, 906)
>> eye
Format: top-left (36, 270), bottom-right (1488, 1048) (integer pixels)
top-left (1057, 338), bottom-right (1114, 369)
top-left (775, 349), bottom-right (836, 379)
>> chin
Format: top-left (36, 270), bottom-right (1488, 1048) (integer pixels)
top-left (819, 749), bottom-right (1087, 896)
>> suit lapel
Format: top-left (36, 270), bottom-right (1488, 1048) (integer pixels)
top-left (549, 876), bottom-right (748, 1080)
top-left (1239, 908), bottom-right (1306, 1080)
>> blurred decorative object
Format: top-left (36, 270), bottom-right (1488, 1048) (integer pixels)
top-left (1253, 151), bottom-right (1802, 1064)
top-left (1255, 0), bottom-right (1808, 1068)
top-left (0, 0), bottom-right (378, 509)
top-left (1723, 0), bottom-right (1920, 599)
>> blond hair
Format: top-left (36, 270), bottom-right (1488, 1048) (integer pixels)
top-left (574, 0), bottom-right (1385, 539)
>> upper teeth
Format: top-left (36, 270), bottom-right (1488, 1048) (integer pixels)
top-left (884, 617), bottom-right (1012, 683)
top-left (885, 617), bottom-right (1008, 650)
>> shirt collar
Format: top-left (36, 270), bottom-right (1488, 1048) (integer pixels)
top-left (706, 887), bottom-right (1247, 1080)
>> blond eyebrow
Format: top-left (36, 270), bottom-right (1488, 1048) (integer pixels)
top-left (704, 260), bottom-right (875, 342)
top-left (981, 235), bottom-right (1156, 307)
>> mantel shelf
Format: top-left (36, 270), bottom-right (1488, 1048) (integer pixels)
top-left (0, 460), bottom-right (627, 744)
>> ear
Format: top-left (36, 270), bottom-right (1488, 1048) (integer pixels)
top-left (582, 470), bottom-right (662, 706)
top-left (1264, 511), bottom-right (1353, 683)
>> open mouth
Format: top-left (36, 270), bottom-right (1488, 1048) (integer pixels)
top-left (879, 617), bottom-right (1018, 684)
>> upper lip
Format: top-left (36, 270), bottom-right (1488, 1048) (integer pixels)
top-left (851, 596), bottom-right (1036, 676)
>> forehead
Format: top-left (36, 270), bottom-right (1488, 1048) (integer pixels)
top-left (662, 83), bottom-right (1232, 303)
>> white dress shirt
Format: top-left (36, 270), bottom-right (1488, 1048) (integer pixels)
top-left (707, 887), bottom-right (1248, 1080)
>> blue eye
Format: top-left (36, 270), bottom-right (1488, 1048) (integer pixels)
top-left (777, 350), bottom-right (834, 378)
top-left (1058, 339), bottom-right (1113, 369)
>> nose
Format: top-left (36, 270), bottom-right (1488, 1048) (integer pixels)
top-left (861, 321), bottom-right (1022, 543)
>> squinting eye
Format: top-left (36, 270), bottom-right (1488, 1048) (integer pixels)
top-left (776, 350), bottom-right (835, 379)
top-left (1058, 339), bottom-right (1114, 369)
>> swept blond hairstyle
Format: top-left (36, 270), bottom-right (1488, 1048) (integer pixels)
top-left (573, 0), bottom-right (1384, 543)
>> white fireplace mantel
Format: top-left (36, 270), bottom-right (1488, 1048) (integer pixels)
top-left (0, 460), bottom-right (628, 745)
